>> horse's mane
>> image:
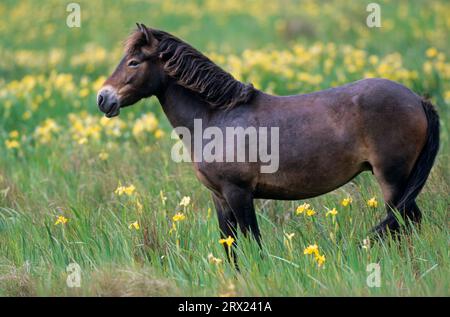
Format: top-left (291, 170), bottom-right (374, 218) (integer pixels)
top-left (125, 28), bottom-right (255, 110)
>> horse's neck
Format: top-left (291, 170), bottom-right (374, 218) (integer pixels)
top-left (156, 81), bottom-right (210, 131)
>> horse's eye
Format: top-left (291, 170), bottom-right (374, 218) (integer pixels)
top-left (128, 60), bottom-right (140, 68)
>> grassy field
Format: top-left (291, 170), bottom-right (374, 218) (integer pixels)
top-left (0, 0), bottom-right (449, 296)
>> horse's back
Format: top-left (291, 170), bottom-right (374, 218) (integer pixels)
top-left (245, 78), bottom-right (428, 199)
top-left (203, 78), bottom-right (428, 200)
top-left (273, 77), bottom-right (420, 107)
top-left (257, 77), bottom-right (426, 138)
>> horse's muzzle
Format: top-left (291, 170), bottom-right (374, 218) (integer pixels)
top-left (97, 87), bottom-right (120, 118)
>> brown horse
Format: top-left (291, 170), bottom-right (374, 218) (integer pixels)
top-left (97, 24), bottom-right (439, 258)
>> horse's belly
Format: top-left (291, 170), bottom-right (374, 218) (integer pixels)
top-left (254, 171), bottom-right (363, 200)
top-left (253, 155), bottom-right (369, 200)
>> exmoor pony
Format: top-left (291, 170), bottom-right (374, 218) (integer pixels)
top-left (97, 24), bottom-right (439, 262)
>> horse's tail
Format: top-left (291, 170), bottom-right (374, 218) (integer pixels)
top-left (396, 99), bottom-right (440, 209)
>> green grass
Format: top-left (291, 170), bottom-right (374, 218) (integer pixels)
top-left (0, 0), bottom-right (449, 296)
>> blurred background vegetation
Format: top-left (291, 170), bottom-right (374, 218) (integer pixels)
top-left (0, 0), bottom-right (449, 135)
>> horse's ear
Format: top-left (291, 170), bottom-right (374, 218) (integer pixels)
top-left (136, 22), bottom-right (142, 32)
top-left (136, 23), bottom-right (155, 46)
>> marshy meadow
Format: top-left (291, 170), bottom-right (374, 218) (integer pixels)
top-left (0, 0), bottom-right (449, 296)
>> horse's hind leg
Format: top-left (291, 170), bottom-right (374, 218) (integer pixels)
top-left (406, 201), bottom-right (422, 223)
top-left (371, 162), bottom-right (420, 238)
top-left (372, 199), bottom-right (422, 239)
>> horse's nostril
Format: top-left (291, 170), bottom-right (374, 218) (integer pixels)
top-left (97, 94), bottom-right (105, 107)
top-left (97, 89), bottom-right (119, 114)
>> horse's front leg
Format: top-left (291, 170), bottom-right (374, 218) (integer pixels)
top-left (213, 187), bottom-right (262, 268)
top-left (212, 194), bottom-right (238, 266)
top-left (221, 186), bottom-right (262, 247)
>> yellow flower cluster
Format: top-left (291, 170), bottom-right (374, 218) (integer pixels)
top-left (172, 212), bottom-right (186, 222)
top-left (34, 119), bottom-right (60, 144)
top-left (5, 130), bottom-right (20, 150)
top-left (341, 197), bottom-right (352, 207)
top-left (69, 112), bottom-right (102, 144)
top-left (207, 42), bottom-right (436, 94)
top-left (27, 111), bottom-right (163, 147)
top-left (304, 244), bottom-right (326, 267)
top-left (423, 47), bottom-right (450, 78)
top-left (114, 184), bottom-right (136, 196)
top-left (367, 197), bottom-right (378, 208)
top-left (5, 139), bottom-right (20, 149)
top-left (98, 151), bottom-right (109, 161)
top-left (132, 113), bottom-right (159, 139)
top-left (54, 215), bottom-right (68, 225)
top-left (170, 211), bottom-right (187, 235)
top-left (219, 236), bottom-right (235, 247)
top-left (1, 49), bottom-right (64, 70)
top-left (325, 208), bottom-right (338, 217)
top-left (128, 221), bottom-right (140, 230)
top-left (295, 203), bottom-right (316, 216)
top-left (70, 43), bottom-right (113, 73)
